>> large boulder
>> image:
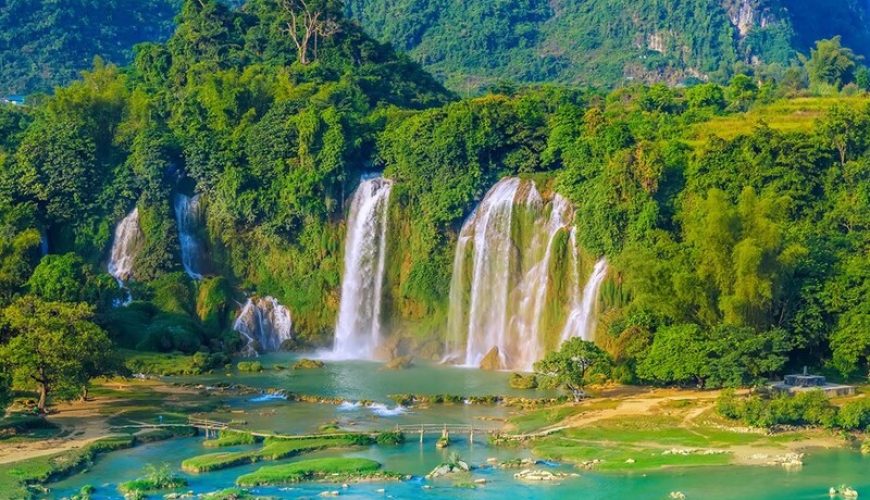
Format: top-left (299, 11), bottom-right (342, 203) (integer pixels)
top-left (479, 346), bottom-right (501, 371)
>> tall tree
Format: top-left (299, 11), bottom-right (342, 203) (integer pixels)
top-left (805, 36), bottom-right (860, 90)
top-left (0, 297), bottom-right (113, 413)
top-left (278, 0), bottom-right (342, 64)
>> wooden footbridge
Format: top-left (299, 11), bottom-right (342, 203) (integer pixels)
top-left (394, 423), bottom-right (484, 443)
top-left (117, 417), bottom-right (491, 443)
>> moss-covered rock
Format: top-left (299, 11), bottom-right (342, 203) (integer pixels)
top-left (384, 355), bottom-right (413, 370)
top-left (293, 358), bottom-right (325, 369)
top-left (479, 346), bottom-right (501, 371)
top-left (509, 373), bottom-right (538, 389)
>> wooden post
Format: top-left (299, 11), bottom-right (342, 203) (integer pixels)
top-left (469, 426), bottom-right (474, 444)
top-left (420, 425), bottom-right (424, 444)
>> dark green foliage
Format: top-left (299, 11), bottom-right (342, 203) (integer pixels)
top-left (346, 0), bottom-right (870, 91)
top-left (717, 389), bottom-right (862, 430)
top-left (27, 253), bottom-right (119, 308)
top-left (637, 324), bottom-right (790, 388)
top-left (0, 0), bottom-right (179, 94)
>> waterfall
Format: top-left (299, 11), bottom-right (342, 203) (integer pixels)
top-left (561, 257), bottom-right (609, 342)
top-left (174, 193), bottom-right (205, 280)
top-left (108, 207), bottom-right (143, 283)
top-left (331, 177), bottom-right (393, 360)
top-left (233, 297), bottom-right (294, 356)
top-left (446, 177), bottom-right (607, 371)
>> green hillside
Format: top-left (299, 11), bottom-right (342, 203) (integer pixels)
top-left (345, 0), bottom-right (870, 91)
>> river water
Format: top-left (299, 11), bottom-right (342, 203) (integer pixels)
top-left (50, 355), bottom-right (868, 499)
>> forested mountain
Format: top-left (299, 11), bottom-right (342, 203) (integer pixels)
top-left (345, 0), bottom-right (870, 91)
top-left (0, 0), bottom-right (180, 95)
top-left (4, 0), bottom-right (870, 95)
top-left (0, 0), bottom-right (867, 412)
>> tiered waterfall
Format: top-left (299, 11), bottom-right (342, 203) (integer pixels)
top-left (446, 177), bottom-right (607, 371)
top-left (331, 177), bottom-right (393, 360)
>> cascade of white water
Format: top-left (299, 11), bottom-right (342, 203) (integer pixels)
top-left (561, 257), bottom-right (608, 342)
top-left (331, 177), bottom-right (393, 360)
top-left (174, 193), bottom-right (205, 279)
top-left (108, 208), bottom-right (143, 283)
top-left (233, 296), bottom-right (294, 356)
top-left (511, 193), bottom-right (574, 370)
top-left (446, 177), bottom-right (608, 371)
top-left (459, 177), bottom-right (521, 368)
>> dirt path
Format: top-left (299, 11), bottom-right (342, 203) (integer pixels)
top-left (0, 379), bottom-right (197, 465)
top-left (0, 402), bottom-right (113, 464)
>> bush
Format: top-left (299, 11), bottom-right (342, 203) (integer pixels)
top-left (237, 361), bottom-right (263, 372)
top-left (838, 398), bottom-right (870, 431)
top-left (375, 431), bottom-right (405, 445)
top-left (716, 389), bottom-right (741, 419)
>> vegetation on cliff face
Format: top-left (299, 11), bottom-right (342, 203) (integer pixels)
top-left (5, 1), bottom-right (870, 95)
top-left (0, 0), bottom-right (868, 413)
top-left (345, 0), bottom-right (870, 91)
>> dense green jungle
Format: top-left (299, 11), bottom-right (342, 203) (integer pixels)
top-left (0, 0), bottom-right (868, 398)
top-left (0, 1), bottom-right (868, 499)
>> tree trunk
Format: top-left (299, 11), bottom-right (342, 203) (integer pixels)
top-left (37, 384), bottom-right (47, 414)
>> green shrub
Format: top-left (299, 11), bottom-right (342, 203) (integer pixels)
top-left (838, 398), bottom-right (870, 431)
top-left (237, 361), bottom-right (263, 372)
top-left (375, 431), bottom-right (405, 445)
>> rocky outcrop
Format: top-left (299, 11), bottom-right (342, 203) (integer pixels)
top-left (426, 460), bottom-right (469, 478)
top-left (513, 469), bottom-right (575, 482)
top-left (479, 347), bottom-right (501, 371)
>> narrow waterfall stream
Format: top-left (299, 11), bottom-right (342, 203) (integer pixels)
top-left (561, 257), bottom-right (608, 342)
top-left (446, 177), bottom-right (608, 371)
top-left (233, 297), bottom-right (294, 356)
top-left (174, 193), bottom-right (205, 279)
top-left (331, 177), bottom-right (393, 360)
top-left (108, 207), bottom-right (143, 284)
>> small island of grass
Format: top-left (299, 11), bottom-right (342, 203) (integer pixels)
top-left (235, 457), bottom-right (388, 486)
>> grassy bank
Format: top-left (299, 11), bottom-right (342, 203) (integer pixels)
top-left (203, 430), bottom-right (258, 448)
top-left (235, 458), bottom-right (386, 486)
top-left (0, 435), bottom-right (135, 498)
top-left (182, 435), bottom-right (373, 473)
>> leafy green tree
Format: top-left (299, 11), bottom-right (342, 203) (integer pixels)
top-left (806, 37), bottom-right (859, 90)
top-left (0, 296), bottom-right (113, 412)
top-left (637, 324), bottom-right (711, 387)
top-left (534, 338), bottom-right (611, 400)
top-left (686, 83), bottom-right (725, 112)
top-left (27, 253), bottom-right (120, 308)
top-left (725, 74), bottom-right (758, 111)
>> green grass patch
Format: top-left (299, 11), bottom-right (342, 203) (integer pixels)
top-left (204, 430), bottom-right (258, 448)
top-left (533, 435), bottom-right (731, 472)
top-left (510, 405), bottom-right (578, 434)
top-left (236, 458), bottom-right (382, 486)
top-left (687, 96), bottom-right (868, 145)
top-left (182, 435), bottom-right (373, 473)
top-left (118, 464), bottom-right (187, 495)
top-left (0, 435), bottom-right (135, 498)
